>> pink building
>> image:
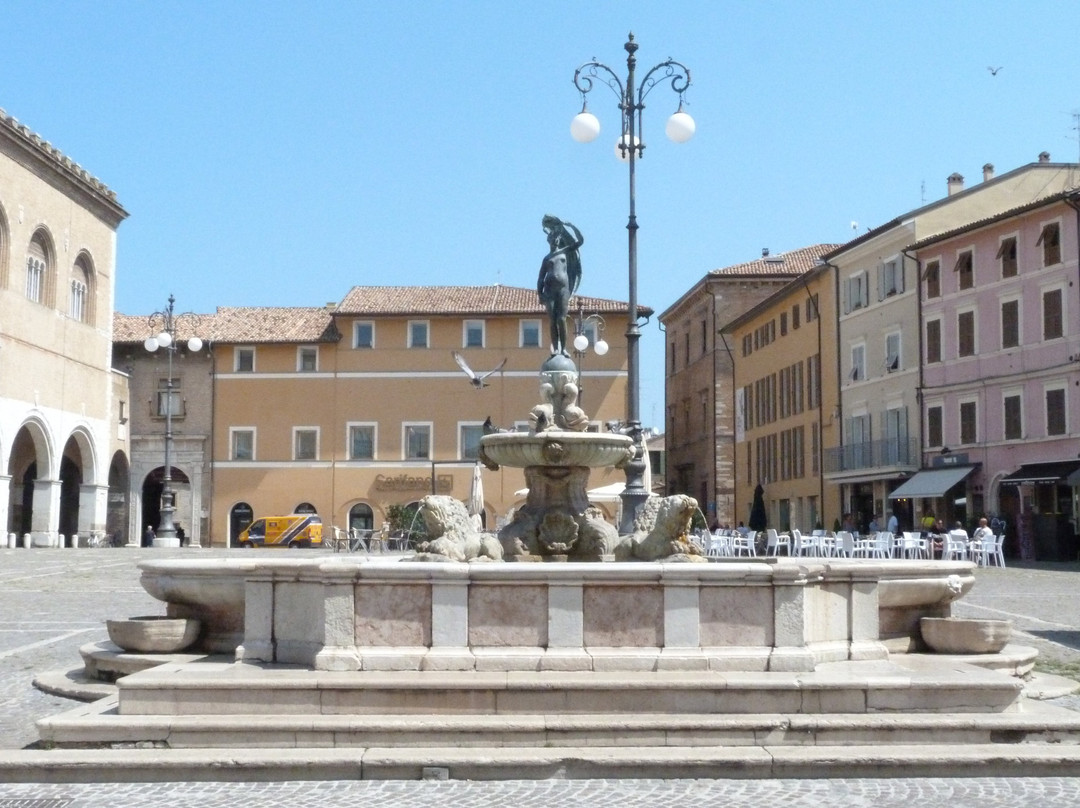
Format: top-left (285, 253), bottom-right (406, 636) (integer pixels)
top-left (911, 191), bottom-right (1080, 560)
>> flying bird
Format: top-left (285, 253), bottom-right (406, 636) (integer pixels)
top-left (452, 352), bottom-right (507, 389)
top-left (987, 66), bottom-right (1003, 76)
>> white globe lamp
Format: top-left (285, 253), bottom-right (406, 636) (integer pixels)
top-left (665, 108), bottom-right (696, 143)
top-left (570, 110), bottom-right (601, 143)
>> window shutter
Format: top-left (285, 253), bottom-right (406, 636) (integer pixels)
top-left (896, 257), bottom-right (905, 293)
top-left (877, 263), bottom-right (885, 301)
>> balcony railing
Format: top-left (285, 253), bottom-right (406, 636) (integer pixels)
top-left (824, 438), bottom-right (919, 474)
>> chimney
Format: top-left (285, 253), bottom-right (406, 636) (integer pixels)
top-left (761, 247), bottom-right (769, 258)
top-left (947, 172), bottom-right (964, 196)
top-left (1039, 151), bottom-right (1051, 163)
top-left (982, 163), bottom-right (995, 182)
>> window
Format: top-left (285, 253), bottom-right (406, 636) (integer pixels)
top-left (1001, 299), bottom-right (1020, 348)
top-left (349, 503), bottom-right (374, 532)
top-left (353, 321), bottom-right (374, 349)
top-left (294, 428), bottom-right (318, 460)
top-left (459, 423), bottom-right (484, 460)
top-left (927, 405), bottom-right (943, 448)
top-left (1038, 222), bottom-right (1061, 266)
top-left (885, 332), bottom-right (901, 372)
top-left (957, 310), bottom-right (975, 357)
top-left (1046, 386), bottom-right (1066, 436)
top-left (792, 304), bottom-right (800, 330)
top-left (849, 344), bottom-right (865, 382)
top-left (954, 250), bottom-right (973, 290)
top-left (348, 423), bottom-right (376, 460)
top-left (879, 258), bottom-right (904, 299)
top-left (403, 423), bottom-right (431, 459)
top-left (235, 347), bottom-right (255, 372)
top-left (924, 260), bottom-right (940, 299)
top-left (520, 319), bottom-right (541, 348)
top-left (1043, 288), bottom-right (1063, 340)
top-left (155, 379), bottom-right (184, 418)
top-left (463, 320), bottom-right (485, 348)
top-left (780, 312), bottom-right (788, 336)
top-left (1003, 393), bottom-right (1022, 441)
top-left (959, 400), bottom-right (977, 445)
top-left (926, 319), bottom-right (941, 363)
top-left (26, 254), bottom-right (45, 303)
top-left (408, 320), bottom-right (429, 348)
top-left (998, 237), bottom-right (1018, 278)
top-left (805, 294), bottom-right (819, 322)
top-left (70, 255), bottom-right (92, 323)
top-left (231, 428), bottom-right (255, 461)
top-left (845, 272), bottom-right (868, 313)
top-left (297, 346), bottom-right (318, 372)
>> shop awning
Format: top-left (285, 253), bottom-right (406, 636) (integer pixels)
top-left (888, 466), bottom-right (977, 499)
top-left (1000, 461), bottom-right (1080, 487)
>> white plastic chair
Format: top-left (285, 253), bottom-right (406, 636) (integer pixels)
top-left (942, 530), bottom-right (969, 561)
top-left (765, 528), bottom-right (789, 557)
top-left (834, 531), bottom-right (855, 558)
top-left (707, 533), bottom-right (733, 558)
top-left (900, 531), bottom-right (928, 559)
top-left (731, 530), bottom-right (757, 556)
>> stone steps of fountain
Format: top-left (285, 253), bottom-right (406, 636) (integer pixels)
top-left (36, 695), bottom-right (1080, 751)
top-left (107, 656), bottom-right (1023, 718)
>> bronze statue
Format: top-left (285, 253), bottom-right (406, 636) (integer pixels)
top-left (537, 215), bottom-right (583, 355)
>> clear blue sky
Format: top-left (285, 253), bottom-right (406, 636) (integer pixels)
top-left (4, 1), bottom-right (1078, 428)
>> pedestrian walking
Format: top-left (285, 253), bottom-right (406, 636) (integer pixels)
top-left (142, 525), bottom-right (155, 547)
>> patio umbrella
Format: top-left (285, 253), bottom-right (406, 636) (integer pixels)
top-left (468, 461), bottom-right (485, 529)
top-left (749, 483), bottom-right (767, 532)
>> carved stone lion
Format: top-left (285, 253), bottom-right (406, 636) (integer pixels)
top-left (616, 493), bottom-right (706, 562)
top-left (412, 495), bottom-right (503, 562)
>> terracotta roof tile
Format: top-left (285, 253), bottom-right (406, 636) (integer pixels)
top-left (709, 244), bottom-right (840, 277)
top-left (113, 307), bottom-right (338, 345)
top-left (336, 285), bottom-right (643, 316)
top-left (114, 286), bottom-right (648, 345)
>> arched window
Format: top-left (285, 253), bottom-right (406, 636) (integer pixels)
top-left (294, 502), bottom-right (317, 514)
top-left (26, 236), bottom-right (47, 304)
top-left (349, 503), bottom-right (374, 531)
top-left (70, 253), bottom-right (93, 324)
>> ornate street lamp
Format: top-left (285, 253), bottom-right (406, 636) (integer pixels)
top-left (571, 33), bottom-right (694, 532)
top-left (571, 303), bottom-right (609, 409)
top-left (144, 294), bottom-right (203, 548)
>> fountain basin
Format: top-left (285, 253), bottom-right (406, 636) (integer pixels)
top-left (480, 430), bottom-right (633, 469)
top-left (920, 617), bottom-right (1013, 654)
top-left (106, 616), bottom-right (201, 654)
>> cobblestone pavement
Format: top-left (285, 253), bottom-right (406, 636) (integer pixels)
top-left (2, 549), bottom-right (1080, 805)
top-left (1, 777), bottom-right (1080, 807)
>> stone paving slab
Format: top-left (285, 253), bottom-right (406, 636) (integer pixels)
top-left (2, 776), bottom-right (1080, 807)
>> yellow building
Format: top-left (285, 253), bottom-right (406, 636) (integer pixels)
top-left (723, 261), bottom-right (841, 532)
top-left (0, 109), bottom-right (129, 546)
top-left (207, 286), bottom-right (634, 545)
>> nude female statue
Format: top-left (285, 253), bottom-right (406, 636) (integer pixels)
top-left (537, 215), bottom-right (584, 356)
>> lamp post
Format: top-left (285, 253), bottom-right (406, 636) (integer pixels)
top-left (571, 303), bottom-right (609, 410)
top-left (144, 294), bottom-right (203, 548)
top-left (571, 33), bottom-right (694, 533)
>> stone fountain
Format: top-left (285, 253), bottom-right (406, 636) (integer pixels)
top-left (32, 215), bottom-right (1073, 779)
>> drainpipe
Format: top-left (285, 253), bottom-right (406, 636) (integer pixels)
top-left (658, 317), bottom-right (668, 496)
top-left (800, 270), bottom-right (827, 526)
top-left (717, 325), bottom-right (737, 525)
top-left (901, 248), bottom-right (924, 477)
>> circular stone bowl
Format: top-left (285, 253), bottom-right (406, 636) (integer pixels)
top-left (106, 616), bottom-right (201, 654)
top-left (920, 616), bottom-right (1012, 654)
top-left (480, 431), bottom-right (634, 469)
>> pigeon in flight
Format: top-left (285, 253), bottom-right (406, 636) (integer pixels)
top-left (452, 352), bottom-right (507, 389)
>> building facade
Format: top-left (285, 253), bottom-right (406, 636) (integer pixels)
top-left (725, 263), bottom-right (841, 531)
top-left (660, 245), bottom-right (837, 527)
top-left (826, 159), bottom-right (1080, 535)
top-left (910, 192), bottom-right (1080, 559)
top-left (0, 109), bottom-right (129, 546)
top-left (201, 287), bottom-right (634, 546)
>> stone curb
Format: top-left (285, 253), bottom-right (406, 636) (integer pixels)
top-left (1023, 672), bottom-right (1080, 700)
top-left (5, 745), bottom-right (1080, 783)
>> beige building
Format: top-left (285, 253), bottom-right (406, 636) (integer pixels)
top-left (825, 158), bottom-right (1080, 534)
top-left (660, 245), bottom-right (837, 527)
top-left (0, 109), bottom-right (129, 546)
top-left (724, 262), bottom-right (841, 531)
top-left (201, 286), bottom-right (634, 546)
